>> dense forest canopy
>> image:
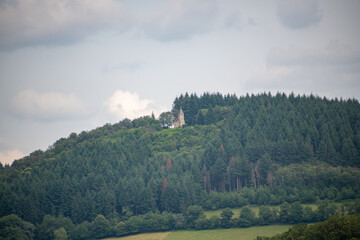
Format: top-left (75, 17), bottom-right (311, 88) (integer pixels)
top-left (1, 92), bottom-right (360, 239)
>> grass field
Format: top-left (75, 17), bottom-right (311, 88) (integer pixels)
top-left (103, 225), bottom-right (292, 240)
top-left (103, 204), bottom-right (320, 240)
top-left (204, 204), bottom-right (318, 218)
top-left (164, 225), bottom-right (292, 240)
top-left (102, 231), bottom-right (171, 240)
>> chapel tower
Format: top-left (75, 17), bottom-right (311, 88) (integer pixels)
top-left (174, 107), bottom-right (185, 128)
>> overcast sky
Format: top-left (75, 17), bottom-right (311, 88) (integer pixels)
top-left (1, 0), bottom-right (360, 165)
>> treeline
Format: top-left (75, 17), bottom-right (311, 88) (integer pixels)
top-left (256, 214), bottom-right (360, 240)
top-left (1, 127), bottom-right (359, 225)
top-left (2, 116), bottom-right (160, 177)
top-left (174, 92), bottom-right (360, 166)
top-left (0, 92), bottom-right (360, 234)
top-left (2, 200), bottom-right (360, 240)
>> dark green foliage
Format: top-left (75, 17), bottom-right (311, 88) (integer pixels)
top-left (174, 213), bottom-right (185, 229)
top-left (0, 214), bottom-right (35, 240)
top-left (194, 217), bottom-right (211, 230)
top-left (302, 206), bottom-right (317, 223)
top-left (257, 206), bottom-right (277, 225)
top-left (112, 211), bottom-right (175, 236)
top-left (0, 92), bottom-right (360, 239)
top-left (185, 205), bottom-right (205, 228)
top-left (90, 214), bottom-right (111, 239)
top-left (316, 201), bottom-right (338, 222)
top-left (220, 208), bottom-right (234, 228)
top-left (54, 227), bottom-right (67, 240)
top-left (287, 202), bottom-right (303, 224)
top-left (279, 202), bottom-right (304, 224)
top-left (206, 191), bottom-right (247, 209)
top-left (159, 111), bottom-right (174, 129)
top-left (72, 221), bottom-right (91, 240)
top-left (261, 214), bottom-right (360, 240)
top-left (238, 206), bottom-right (255, 227)
top-left (36, 215), bottom-right (75, 240)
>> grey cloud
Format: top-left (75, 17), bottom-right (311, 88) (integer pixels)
top-left (102, 61), bottom-right (143, 74)
top-left (140, 0), bottom-right (218, 41)
top-left (220, 11), bottom-right (243, 30)
top-left (266, 42), bottom-right (360, 67)
top-left (0, 137), bottom-right (13, 152)
top-left (254, 42), bottom-right (360, 100)
top-left (245, 65), bottom-right (360, 101)
top-left (0, 0), bottom-right (222, 49)
top-left (0, 0), bottom-right (132, 50)
top-left (247, 18), bottom-right (256, 26)
top-left (277, 0), bottom-right (322, 29)
top-left (10, 89), bottom-right (88, 121)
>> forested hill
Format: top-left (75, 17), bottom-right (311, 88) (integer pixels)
top-left (1, 92), bottom-right (360, 227)
top-left (172, 92), bottom-right (360, 166)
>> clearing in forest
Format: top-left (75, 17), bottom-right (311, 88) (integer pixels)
top-left (164, 225), bottom-right (292, 240)
top-left (103, 231), bottom-right (171, 240)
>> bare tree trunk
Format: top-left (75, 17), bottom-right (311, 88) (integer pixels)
top-left (207, 171), bottom-right (211, 192)
top-left (251, 168), bottom-right (257, 188)
top-left (254, 161), bottom-right (260, 187)
top-left (222, 179), bottom-right (225, 193)
top-left (203, 175), bottom-right (207, 191)
top-left (266, 172), bottom-right (273, 187)
top-left (228, 167), bottom-right (231, 192)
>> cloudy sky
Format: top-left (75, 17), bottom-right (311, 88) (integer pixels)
top-left (0, 0), bottom-right (359, 165)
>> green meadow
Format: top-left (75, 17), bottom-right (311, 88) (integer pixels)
top-left (102, 231), bottom-right (171, 240)
top-left (104, 225), bottom-right (292, 240)
top-left (104, 204), bottom-right (318, 240)
top-left (204, 204), bottom-right (318, 218)
top-left (165, 225), bottom-right (292, 240)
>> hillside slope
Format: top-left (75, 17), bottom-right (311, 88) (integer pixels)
top-left (1, 92), bottom-right (360, 226)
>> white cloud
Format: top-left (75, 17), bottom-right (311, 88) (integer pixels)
top-left (0, 149), bottom-right (25, 165)
top-left (277, 0), bottom-right (322, 29)
top-left (0, 0), bottom-right (131, 50)
top-left (140, 0), bottom-right (218, 41)
top-left (11, 89), bottom-right (86, 121)
top-left (104, 90), bottom-right (165, 120)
